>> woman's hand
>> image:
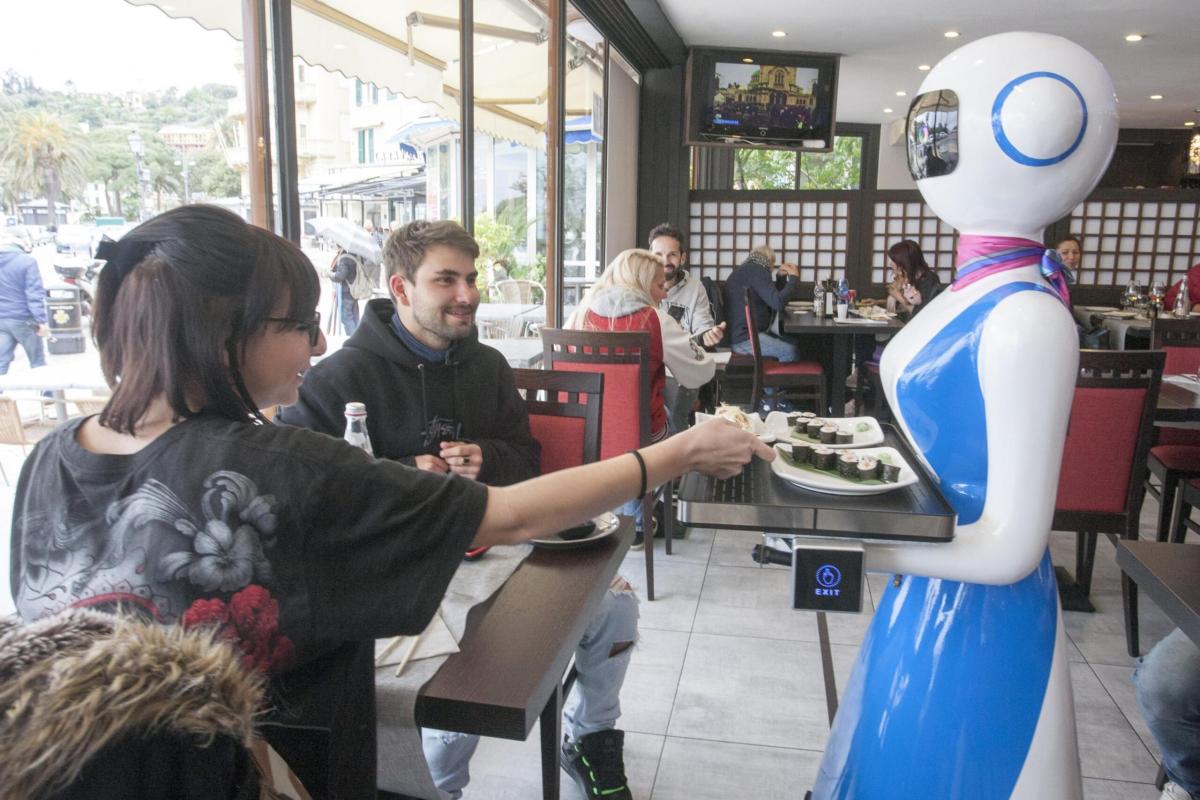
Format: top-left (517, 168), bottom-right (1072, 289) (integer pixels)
top-left (679, 418), bottom-right (775, 478)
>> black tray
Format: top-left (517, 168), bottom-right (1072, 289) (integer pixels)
top-left (677, 423), bottom-right (956, 542)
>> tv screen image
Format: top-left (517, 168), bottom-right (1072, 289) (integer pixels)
top-left (685, 48), bottom-right (840, 152)
top-left (707, 63), bottom-right (825, 139)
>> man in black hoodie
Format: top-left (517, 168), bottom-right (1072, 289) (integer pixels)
top-left (279, 220), bottom-right (638, 800)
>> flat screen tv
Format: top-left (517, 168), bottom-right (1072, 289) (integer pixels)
top-left (685, 47), bottom-right (840, 152)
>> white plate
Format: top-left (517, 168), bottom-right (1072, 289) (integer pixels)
top-left (770, 445), bottom-right (919, 495)
top-left (696, 410), bottom-right (775, 443)
top-left (763, 412), bottom-right (885, 449)
top-left (1102, 311), bottom-right (1139, 319)
top-left (1081, 305), bottom-right (1119, 312)
top-left (530, 512), bottom-right (621, 549)
top-left (833, 317), bottom-right (888, 325)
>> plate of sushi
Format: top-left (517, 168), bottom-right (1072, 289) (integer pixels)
top-left (763, 412), bottom-right (885, 449)
top-left (770, 443), bottom-right (919, 495)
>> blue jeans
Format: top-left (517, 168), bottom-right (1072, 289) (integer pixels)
top-left (336, 285), bottom-right (359, 336)
top-left (1134, 628), bottom-right (1200, 796)
top-left (0, 318), bottom-right (46, 374)
top-left (733, 333), bottom-right (798, 363)
top-left (422, 585), bottom-right (639, 797)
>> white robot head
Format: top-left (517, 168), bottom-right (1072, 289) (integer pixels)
top-left (907, 32), bottom-right (1119, 239)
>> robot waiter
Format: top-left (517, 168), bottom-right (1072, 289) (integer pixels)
top-left (813, 33), bottom-right (1118, 799)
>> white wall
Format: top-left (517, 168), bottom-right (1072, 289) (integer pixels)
top-left (603, 54), bottom-right (640, 261)
top-left (876, 120), bottom-right (915, 190)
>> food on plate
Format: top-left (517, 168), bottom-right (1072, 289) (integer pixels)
top-left (714, 404), bottom-right (753, 431)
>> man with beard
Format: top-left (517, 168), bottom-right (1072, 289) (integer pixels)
top-left (279, 219), bottom-right (639, 800)
top-left (648, 222), bottom-right (724, 433)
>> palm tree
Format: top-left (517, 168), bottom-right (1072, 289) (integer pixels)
top-left (0, 109), bottom-right (89, 228)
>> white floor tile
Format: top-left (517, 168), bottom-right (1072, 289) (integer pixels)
top-left (1070, 661), bottom-right (1161, 783)
top-left (619, 628), bottom-right (690, 736)
top-left (651, 736), bottom-right (823, 800)
top-left (621, 556), bottom-right (707, 632)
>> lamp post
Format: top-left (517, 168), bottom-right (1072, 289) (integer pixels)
top-left (174, 155), bottom-right (191, 205)
top-left (127, 131), bottom-right (148, 222)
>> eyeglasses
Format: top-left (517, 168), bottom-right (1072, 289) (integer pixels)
top-left (265, 312), bottom-right (322, 346)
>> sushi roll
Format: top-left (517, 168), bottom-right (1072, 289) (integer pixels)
top-left (856, 457), bottom-right (879, 481)
top-left (806, 419), bottom-right (825, 439)
top-left (812, 447), bottom-right (837, 470)
top-left (820, 425), bottom-right (839, 444)
top-left (789, 442), bottom-right (813, 463)
top-left (787, 413), bottom-right (803, 428)
top-left (800, 411), bottom-right (817, 420)
top-left (837, 453), bottom-right (860, 478)
top-left (835, 429), bottom-right (854, 445)
top-left (879, 462), bottom-right (902, 483)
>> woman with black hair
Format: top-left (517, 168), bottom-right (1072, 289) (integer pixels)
top-left (8, 205), bottom-right (770, 798)
top-left (886, 239), bottom-right (943, 321)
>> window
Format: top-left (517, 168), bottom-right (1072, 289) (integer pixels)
top-left (298, 123), bottom-right (307, 143)
top-left (732, 149), bottom-right (796, 190)
top-left (354, 79), bottom-right (363, 107)
top-left (799, 136), bottom-right (862, 189)
top-left (716, 133), bottom-right (868, 190)
top-left (357, 129), bottom-right (366, 164)
top-left (367, 128), bottom-right (375, 163)
top-left (371, 85), bottom-right (379, 104)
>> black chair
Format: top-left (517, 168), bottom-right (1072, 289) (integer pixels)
top-left (1051, 350), bottom-right (1164, 660)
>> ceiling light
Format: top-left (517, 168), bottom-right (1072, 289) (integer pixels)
top-left (771, 30), bottom-right (786, 38)
top-left (1186, 122), bottom-right (1196, 127)
top-left (1150, 94), bottom-right (1164, 100)
top-left (896, 91), bottom-right (907, 97)
top-left (944, 30), bottom-right (960, 38)
top-left (334, 43), bottom-right (346, 50)
top-left (918, 64), bottom-right (931, 71)
top-left (1125, 33), bottom-right (1144, 42)
top-left (883, 108), bottom-right (894, 114)
top-left (743, 58), bottom-right (754, 63)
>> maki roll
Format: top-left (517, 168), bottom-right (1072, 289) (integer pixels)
top-left (856, 457), bottom-right (879, 481)
top-left (812, 447), bottom-right (837, 470)
top-left (787, 413), bottom-right (803, 428)
top-left (789, 442), bottom-right (813, 464)
top-left (879, 462), bottom-right (902, 483)
top-left (820, 425), bottom-right (839, 444)
top-left (806, 419), bottom-right (825, 439)
top-left (837, 453), bottom-right (860, 478)
top-left (800, 411), bottom-right (817, 420)
top-left (835, 429), bottom-right (854, 445)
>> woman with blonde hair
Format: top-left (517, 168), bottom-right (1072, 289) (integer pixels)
top-left (568, 248), bottom-right (715, 546)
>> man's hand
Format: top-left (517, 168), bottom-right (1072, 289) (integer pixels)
top-left (414, 454), bottom-right (450, 473)
top-left (35, 324), bottom-right (49, 338)
top-left (440, 441), bottom-right (483, 480)
top-left (701, 322), bottom-right (726, 348)
top-left (779, 263), bottom-right (800, 278)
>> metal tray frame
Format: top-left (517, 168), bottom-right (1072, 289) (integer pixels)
top-left (677, 424), bottom-right (957, 542)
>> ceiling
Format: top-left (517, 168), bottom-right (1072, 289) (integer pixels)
top-left (655, 0), bottom-right (1200, 130)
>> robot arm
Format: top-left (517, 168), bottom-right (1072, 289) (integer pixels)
top-left (864, 290), bottom-right (1079, 585)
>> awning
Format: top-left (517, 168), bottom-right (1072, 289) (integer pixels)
top-left (315, 173), bottom-right (428, 199)
top-left (383, 117), bottom-right (460, 158)
top-left (127, 0), bottom-right (604, 149)
top-left (565, 115), bottom-right (601, 144)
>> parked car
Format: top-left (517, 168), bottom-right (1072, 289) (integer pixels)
top-left (54, 224), bottom-right (95, 256)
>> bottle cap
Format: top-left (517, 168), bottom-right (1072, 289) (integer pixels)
top-left (345, 402), bottom-right (366, 416)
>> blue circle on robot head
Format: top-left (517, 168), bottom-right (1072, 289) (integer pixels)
top-left (816, 564), bottom-right (842, 589)
top-left (991, 71), bottom-right (1088, 167)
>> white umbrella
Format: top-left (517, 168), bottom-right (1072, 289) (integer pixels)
top-left (309, 217), bottom-right (381, 263)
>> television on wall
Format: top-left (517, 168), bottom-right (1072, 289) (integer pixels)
top-left (685, 47), bottom-right (840, 152)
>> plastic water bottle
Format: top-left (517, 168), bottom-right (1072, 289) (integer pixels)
top-left (813, 280), bottom-right (825, 318)
top-left (343, 402), bottom-right (373, 455)
top-left (1175, 276), bottom-right (1191, 317)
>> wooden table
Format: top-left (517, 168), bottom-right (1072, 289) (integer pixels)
top-left (1155, 376), bottom-right (1200, 424)
top-left (780, 309), bottom-right (904, 416)
top-left (1116, 540), bottom-right (1200, 647)
top-left (414, 520), bottom-right (633, 800)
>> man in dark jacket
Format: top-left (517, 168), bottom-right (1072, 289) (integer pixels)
top-left (279, 220), bottom-right (638, 800)
top-left (722, 243), bottom-right (802, 363)
top-left (0, 240), bottom-right (48, 374)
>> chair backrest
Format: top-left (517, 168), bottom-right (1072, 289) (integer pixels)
top-left (70, 398), bottom-right (109, 417)
top-left (1151, 317), bottom-right (1200, 375)
top-left (1055, 349), bottom-right (1165, 522)
top-left (512, 368), bottom-right (603, 473)
top-left (0, 397), bottom-right (28, 446)
top-left (495, 279), bottom-right (545, 304)
top-left (541, 328), bottom-right (652, 459)
top-left (742, 288), bottom-right (766, 407)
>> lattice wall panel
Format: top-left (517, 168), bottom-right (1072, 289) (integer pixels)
top-left (687, 200), bottom-right (849, 282)
top-left (1069, 200), bottom-right (1200, 287)
top-left (870, 201), bottom-right (957, 284)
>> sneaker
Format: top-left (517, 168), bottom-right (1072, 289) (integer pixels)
top-left (1161, 782), bottom-right (1194, 800)
top-left (630, 530), bottom-right (645, 551)
top-left (561, 730), bottom-right (632, 800)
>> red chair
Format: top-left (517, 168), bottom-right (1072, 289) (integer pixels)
top-left (512, 368), bottom-right (604, 472)
top-left (1053, 350), bottom-right (1163, 659)
top-left (731, 288), bottom-right (825, 412)
top-left (1144, 319), bottom-right (1200, 552)
top-left (541, 328), bottom-right (667, 600)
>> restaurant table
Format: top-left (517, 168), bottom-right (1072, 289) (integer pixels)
top-left (1155, 375), bottom-right (1200, 426)
top-left (0, 362), bottom-right (108, 419)
top-left (482, 337), bottom-right (543, 368)
top-left (780, 308), bottom-right (904, 416)
top-left (1073, 306), bottom-right (1153, 350)
top-left (1116, 540), bottom-right (1200, 648)
top-left (414, 519), bottom-right (633, 800)
top-left (676, 424), bottom-right (956, 722)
